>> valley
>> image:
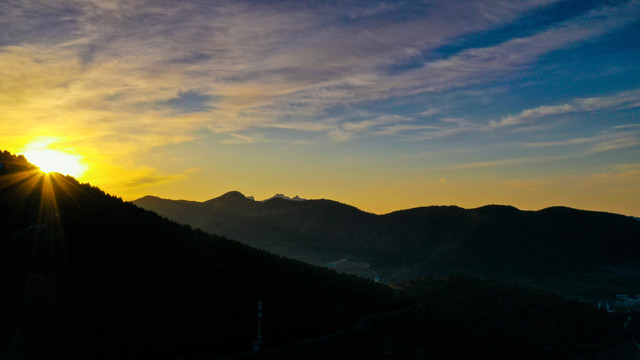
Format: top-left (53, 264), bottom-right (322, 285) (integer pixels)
top-left (135, 192), bottom-right (640, 302)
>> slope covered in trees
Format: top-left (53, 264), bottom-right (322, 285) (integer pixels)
top-left (135, 192), bottom-right (640, 300)
top-left (0, 151), bottom-right (402, 358)
top-left (2, 150), bottom-right (638, 359)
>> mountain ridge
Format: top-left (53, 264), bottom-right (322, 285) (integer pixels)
top-left (2, 150), bottom-right (638, 359)
top-left (0, 151), bottom-right (404, 358)
top-left (134, 191), bottom-right (640, 300)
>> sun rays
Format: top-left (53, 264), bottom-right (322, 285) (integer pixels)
top-left (22, 148), bottom-right (88, 178)
top-left (0, 158), bottom-right (85, 233)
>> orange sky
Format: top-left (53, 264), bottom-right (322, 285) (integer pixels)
top-left (3, 1), bottom-right (640, 216)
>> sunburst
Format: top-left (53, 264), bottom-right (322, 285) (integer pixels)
top-left (22, 148), bottom-right (88, 178)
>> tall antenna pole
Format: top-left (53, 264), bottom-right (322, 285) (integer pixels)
top-left (256, 299), bottom-right (263, 351)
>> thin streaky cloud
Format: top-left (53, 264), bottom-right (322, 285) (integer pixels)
top-left (445, 153), bottom-right (579, 170)
top-left (2, 0), bottom-right (636, 150)
top-left (613, 124), bottom-right (640, 129)
top-left (524, 131), bottom-right (638, 148)
top-left (373, 1), bottom-right (640, 100)
top-left (590, 135), bottom-right (640, 153)
top-left (221, 133), bottom-right (269, 144)
top-left (491, 89), bottom-right (640, 127)
top-left (2, 0), bottom-right (639, 215)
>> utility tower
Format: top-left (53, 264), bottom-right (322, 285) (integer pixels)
top-left (254, 299), bottom-right (263, 351)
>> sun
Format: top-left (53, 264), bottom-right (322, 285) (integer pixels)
top-left (23, 148), bottom-right (88, 178)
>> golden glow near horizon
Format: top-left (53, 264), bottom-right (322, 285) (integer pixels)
top-left (2, 1), bottom-right (640, 217)
top-left (21, 139), bottom-right (88, 178)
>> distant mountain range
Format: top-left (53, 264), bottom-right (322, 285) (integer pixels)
top-left (135, 191), bottom-right (640, 300)
top-left (2, 150), bottom-right (638, 359)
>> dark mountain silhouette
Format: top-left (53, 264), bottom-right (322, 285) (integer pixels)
top-left (2, 150), bottom-right (638, 359)
top-left (0, 151), bottom-right (401, 358)
top-left (135, 193), bottom-right (376, 264)
top-left (135, 192), bottom-right (640, 300)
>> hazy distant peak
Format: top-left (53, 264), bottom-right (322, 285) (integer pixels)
top-left (134, 195), bottom-right (164, 203)
top-left (218, 190), bottom-right (247, 199)
top-left (201, 191), bottom-right (246, 204)
top-left (268, 194), bottom-right (307, 201)
top-left (474, 204), bottom-right (520, 212)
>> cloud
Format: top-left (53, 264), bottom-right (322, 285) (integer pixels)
top-left (262, 120), bottom-right (335, 132)
top-left (491, 89), bottom-right (640, 127)
top-left (504, 162), bottom-right (640, 189)
top-left (123, 166), bottom-right (201, 187)
top-left (341, 115), bottom-right (410, 133)
top-left (525, 131), bottom-right (640, 153)
top-left (525, 135), bottom-right (608, 148)
top-left (446, 154), bottom-right (573, 170)
top-left (418, 108), bottom-right (440, 117)
top-left (449, 160), bottom-right (506, 169)
top-left (2, 0), bottom-right (638, 163)
top-left (503, 176), bottom-right (564, 189)
top-left (579, 163), bottom-right (640, 187)
top-left (162, 90), bottom-right (215, 114)
top-left (1, 0), bottom-right (573, 137)
top-left (492, 104), bottom-right (576, 127)
top-left (348, 2), bottom-right (401, 20)
top-left (373, 124), bottom-right (441, 137)
top-left (398, 124), bottom-right (481, 142)
top-left (221, 133), bottom-right (269, 144)
top-left (591, 135), bottom-right (640, 153)
top-left (371, 1), bottom-right (639, 98)
top-left (613, 124), bottom-right (640, 129)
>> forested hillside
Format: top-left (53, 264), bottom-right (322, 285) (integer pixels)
top-left (2, 150), bottom-right (638, 359)
top-left (135, 192), bottom-right (640, 300)
top-left (0, 151), bottom-right (402, 358)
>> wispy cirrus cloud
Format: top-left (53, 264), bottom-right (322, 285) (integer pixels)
top-left (491, 89), bottom-right (640, 127)
top-left (3, 0), bottom-right (584, 151)
top-left (122, 166), bottom-right (202, 188)
top-left (590, 134), bottom-right (640, 153)
top-left (2, 0), bottom-right (640, 212)
top-left (222, 133), bottom-right (270, 144)
top-left (526, 131), bottom-right (640, 154)
top-left (446, 130), bottom-right (639, 172)
top-left (504, 163), bottom-right (640, 189)
top-left (369, 1), bottom-right (640, 100)
top-left (444, 154), bottom-right (571, 170)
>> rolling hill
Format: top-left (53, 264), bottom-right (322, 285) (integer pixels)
top-left (2, 150), bottom-right (638, 359)
top-left (0, 151), bottom-right (402, 358)
top-left (135, 192), bottom-right (640, 300)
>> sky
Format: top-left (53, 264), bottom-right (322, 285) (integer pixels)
top-left (1, 0), bottom-right (640, 216)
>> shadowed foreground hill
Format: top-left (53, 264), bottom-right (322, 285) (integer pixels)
top-left (0, 151), bottom-right (402, 358)
top-left (1, 150), bottom-right (638, 359)
top-left (135, 192), bottom-right (640, 300)
top-left (248, 277), bottom-right (639, 360)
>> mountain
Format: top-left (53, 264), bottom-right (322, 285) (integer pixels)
top-left (134, 192), bottom-right (640, 300)
top-left (2, 150), bottom-right (638, 359)
top-left (134, 192), bottom-right (376, 265)
top-left (268, 193), bottom-right (307, 201)
top-left (0, 152), bottom-right (401, 358)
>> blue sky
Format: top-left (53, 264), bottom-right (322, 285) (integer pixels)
top-left (2, 0), bottom-right (639, 215)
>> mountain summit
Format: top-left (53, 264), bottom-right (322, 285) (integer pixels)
top-left (269, 193), bottom-right (307, 201)
top-left (0, 152), bottom-right (401, 358)
top-left (2, 150), bottom-right (638, 359)
top-left (135, 193), bottom-right (640, 301)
